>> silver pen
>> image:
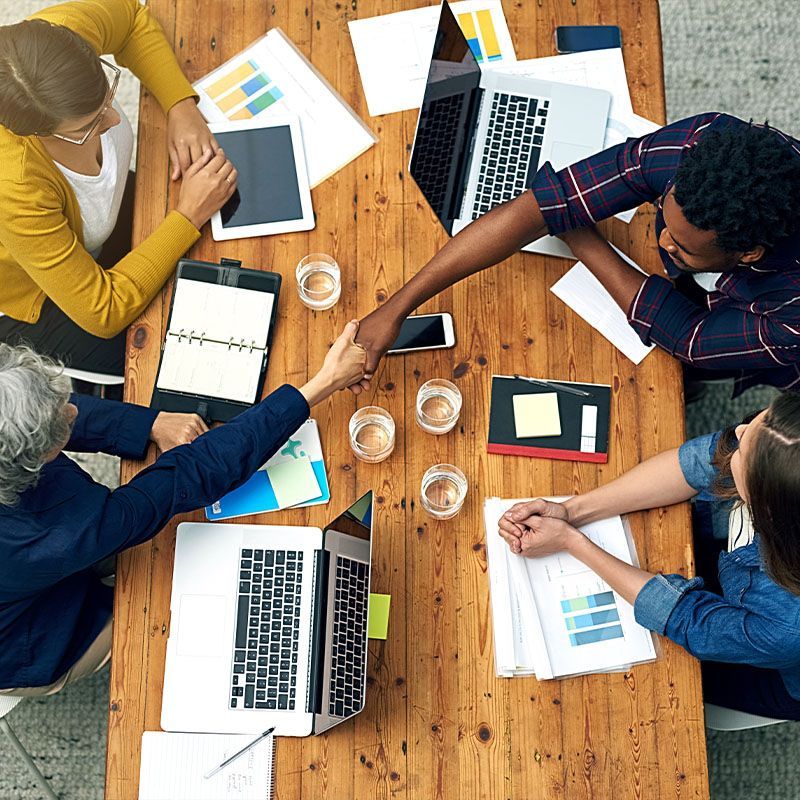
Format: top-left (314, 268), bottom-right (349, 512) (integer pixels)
top-left (512, 374), bottom-right (591, 398)
top-left (203, 727), bottom-right (275, 779)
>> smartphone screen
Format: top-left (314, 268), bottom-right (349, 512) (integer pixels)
top-left (388, 315), bottom-right (448, 352)
top-left (555, 25), bottom-right (622, 53)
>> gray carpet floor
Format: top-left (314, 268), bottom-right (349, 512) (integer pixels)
top-left (1, 0), bottom-right (799, 798)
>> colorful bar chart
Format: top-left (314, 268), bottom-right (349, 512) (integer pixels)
top-left (230, 87), bottom-right (284, 120)
top-left (203, 57), bottom-right (285, 121)
top-left (458, 10), bottom-right (503, 63)
top-left (561, 590), bottom-right (623, 647)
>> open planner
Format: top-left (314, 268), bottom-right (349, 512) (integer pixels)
top-left (484, 497), bottom-right (656, 679)
top-left (151, 259), bottom-right (281, 423)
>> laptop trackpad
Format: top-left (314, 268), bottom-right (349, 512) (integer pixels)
top-left (549, 141), bottom-right (593, 170)
top-left (177, 594), bottom-right (226, 657)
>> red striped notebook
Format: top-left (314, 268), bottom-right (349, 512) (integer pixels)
top-left (487, 375), bottom-right (611, 463)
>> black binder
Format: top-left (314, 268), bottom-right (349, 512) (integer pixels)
top-left (150, 257), bottom-right (281, 423)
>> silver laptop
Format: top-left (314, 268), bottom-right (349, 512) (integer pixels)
top-left (161, 492), bottom-right (374, 736)
top-left (409, 1), bottom-right (611, 257)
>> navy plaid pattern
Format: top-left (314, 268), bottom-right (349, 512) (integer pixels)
top-left (531, 113), bottom-right (800, 395)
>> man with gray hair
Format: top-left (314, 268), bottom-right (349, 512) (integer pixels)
top-left (0, 324), bottom-right (367, 695)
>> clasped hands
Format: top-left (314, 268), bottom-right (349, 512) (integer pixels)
top-left (497, 498), bottom-right (583, 558)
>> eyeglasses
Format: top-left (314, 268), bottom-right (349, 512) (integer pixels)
top-left (48, 59), bottom-right (121, 145)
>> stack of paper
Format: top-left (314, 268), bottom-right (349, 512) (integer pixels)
top-left (484, 497), bottom-right (655, 679)
top-left (550, 245), bottom-right (656, 365)
top-left (194, 29), bottom-right (377, 187)
top-left (207, 419), bottom-right (330, 521)
top-left (349, 0), bottom-right (516, 117)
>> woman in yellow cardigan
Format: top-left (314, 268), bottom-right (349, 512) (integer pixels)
top-left (0, 0), bottom-right (238, 377)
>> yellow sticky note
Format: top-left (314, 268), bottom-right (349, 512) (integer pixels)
top-left (367, 593), bottom-right (391, 640)
top-left (512, 393), bottom-right (561, 438)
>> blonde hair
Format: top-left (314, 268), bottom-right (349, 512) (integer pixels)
top-left (0, 18), bottom-right (107, 136)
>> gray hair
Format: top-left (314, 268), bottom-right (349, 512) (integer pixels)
top-left (0, 344), bottom-right (72, 506)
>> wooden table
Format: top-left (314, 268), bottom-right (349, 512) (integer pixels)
top-left (106, 1), bottom-right (710, 797)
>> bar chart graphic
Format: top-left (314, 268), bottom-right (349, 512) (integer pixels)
top-left (458, 10), bottom-right (502, 63)
top-left (204, 58), bottom-right (285, 121)
top-left (561, 590), bottom-right (624, 646)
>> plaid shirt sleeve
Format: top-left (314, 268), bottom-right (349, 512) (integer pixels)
top-left (530, 113), bottom-right (721, 234)
top-left (629, 274), bottom-right (800, 369)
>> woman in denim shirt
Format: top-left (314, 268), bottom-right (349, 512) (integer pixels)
top-left (498, 393), bottom-right (800, 718)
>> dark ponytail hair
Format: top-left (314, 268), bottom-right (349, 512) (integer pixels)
top-left (713, 394), bottom-right (800, 594)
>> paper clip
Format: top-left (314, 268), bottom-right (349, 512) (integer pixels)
top-left (238, 338), bottom-right (245, 352)
top-left (227, 337), bottom-right (234, 351)
top-left (248, 339), bottom-right (255, 353)
top-left (178, 328), bottom-right (185, 343)
top-left (189, 329), bottom-right (195, 343)
top-left (199, 332), bottom-right (205, 346)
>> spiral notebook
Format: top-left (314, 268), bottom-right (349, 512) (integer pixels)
top-left (138, 731), bottom-right (275, 800)
top-left (151, 258), bottom-right (281, 422)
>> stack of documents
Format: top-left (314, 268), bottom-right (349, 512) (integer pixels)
top-left (483, 497), bottom-right (655, 679)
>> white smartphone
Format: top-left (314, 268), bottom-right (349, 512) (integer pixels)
top-left (387, 313), bottom-right (456, 354)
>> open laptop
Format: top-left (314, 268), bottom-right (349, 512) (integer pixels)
top-left (161, 492), bottom-right (374, 736)
top-left (409, 1), bottom-right (611, 257)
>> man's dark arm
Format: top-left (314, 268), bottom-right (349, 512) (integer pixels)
top-left (356, 191), bottom-right (547, 371)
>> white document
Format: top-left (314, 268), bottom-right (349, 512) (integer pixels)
top-left (168, 279), bottom-right (274, 350)
top-left (493, 50), bottom-right (661, 224)
top-left (194, 29), bottom-right (377, 187)
top-left (349, 0), bottom-right (516, 117)
top-left (138, 731), bottom-right (274, 800)
top-left (550, 245), bottom-right (655, 365)
top-left (484, 497), bottom-right (656, 679)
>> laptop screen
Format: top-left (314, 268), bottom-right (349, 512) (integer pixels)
top-left (410, 1), bottom-right (482, 234)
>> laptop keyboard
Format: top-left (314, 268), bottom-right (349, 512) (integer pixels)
top-left (472, 93), bottom-right (549, 219)
top-left (328, 556), bottom-right (369, 718)
top-left (412, 93), bottom-right (466, 215)
top-left (230, 549), bottom-right (303, 711)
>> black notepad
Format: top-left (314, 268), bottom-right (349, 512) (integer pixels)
top-left (487, 375), bottom-right (611, 463)
top-left (150, 258), bottom-right (281, 422)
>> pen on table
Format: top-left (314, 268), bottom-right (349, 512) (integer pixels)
top-left (203, 727), bottom-right (275, 779)
top-left (512, 374), bottom-right (591, 398)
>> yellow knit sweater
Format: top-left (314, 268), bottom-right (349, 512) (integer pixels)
top-left (0, 0), bottom-right (201, 337)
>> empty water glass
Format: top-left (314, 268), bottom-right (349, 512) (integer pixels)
top-left (415, 378), bottom-right (462, 434)
top-left (349, 406), bottom-right (395, 463)
top-left (296, 253), bottom-right (341, 310)
top-left (419, 464), bottom-right (468, 519)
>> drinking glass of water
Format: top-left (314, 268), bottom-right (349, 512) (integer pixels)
top-left (296, 253), bottom-right (341, 310)
top-left (415, 379), bottom-right (462, 434)
top-left (419, 464), bottom-right (468, 519)
top-left (349, 406), bottom-right (395, 463)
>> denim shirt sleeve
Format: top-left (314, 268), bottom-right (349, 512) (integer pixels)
top-left (634, 572), bottom-right (800, 669)
top-left (678, 431), bottom-right (723, 502)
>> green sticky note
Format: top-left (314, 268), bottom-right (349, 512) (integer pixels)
top-left (267, 457), bottom-right (322, 509)
top-left (367, 593), bottom-right (391, 640)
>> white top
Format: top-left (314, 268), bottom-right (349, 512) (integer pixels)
top-left (692, 271), bottom-right (723, 292)
top-left (54, 102), bottom-right (134, 258)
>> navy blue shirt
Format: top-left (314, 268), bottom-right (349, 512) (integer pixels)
top-left (0, 385), bottom-right (309, 689)
top-left (634, 432), bottom-right (800, 699)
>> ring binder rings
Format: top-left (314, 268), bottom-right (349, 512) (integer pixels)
top-left (151, 258), bottom-right (282, 423)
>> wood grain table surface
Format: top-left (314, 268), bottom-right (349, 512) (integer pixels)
top-left (106, 1), bottom-right (710, 797)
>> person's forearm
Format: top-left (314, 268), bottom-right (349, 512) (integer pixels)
top-left (566, 530), bottom-right (654, 606)
top-left (385, 191), bottom-right (547, 319)
top-left (567, 230), bottom-right (647, 312)
top-left (299, 373), bottom-right (333, 408)
top-left (564, 449), bottom-right (697, 526)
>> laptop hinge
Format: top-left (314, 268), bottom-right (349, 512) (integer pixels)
top-left (458, 87), bottom-right (486, 219)
top-left (306, 548), bottom-right (329, 717)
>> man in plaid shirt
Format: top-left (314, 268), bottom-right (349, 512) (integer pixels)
top-left (352, 113), bottom-right (800, 398)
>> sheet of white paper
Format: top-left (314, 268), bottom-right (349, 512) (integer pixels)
top-left (550, 245), bottom-right (655, 365)
top-left (194, 29), bottom-right (376, 186)
top-left (485, 498), bottom-right (656, 680)
top-left (157, 339), bottom-right (264, 404)
top-left (169, 279), bottom-right (274, 349)
top-left (138, 732), bottom-right (273, 800)
top-left (349, 0), bottom-right (516, 117)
